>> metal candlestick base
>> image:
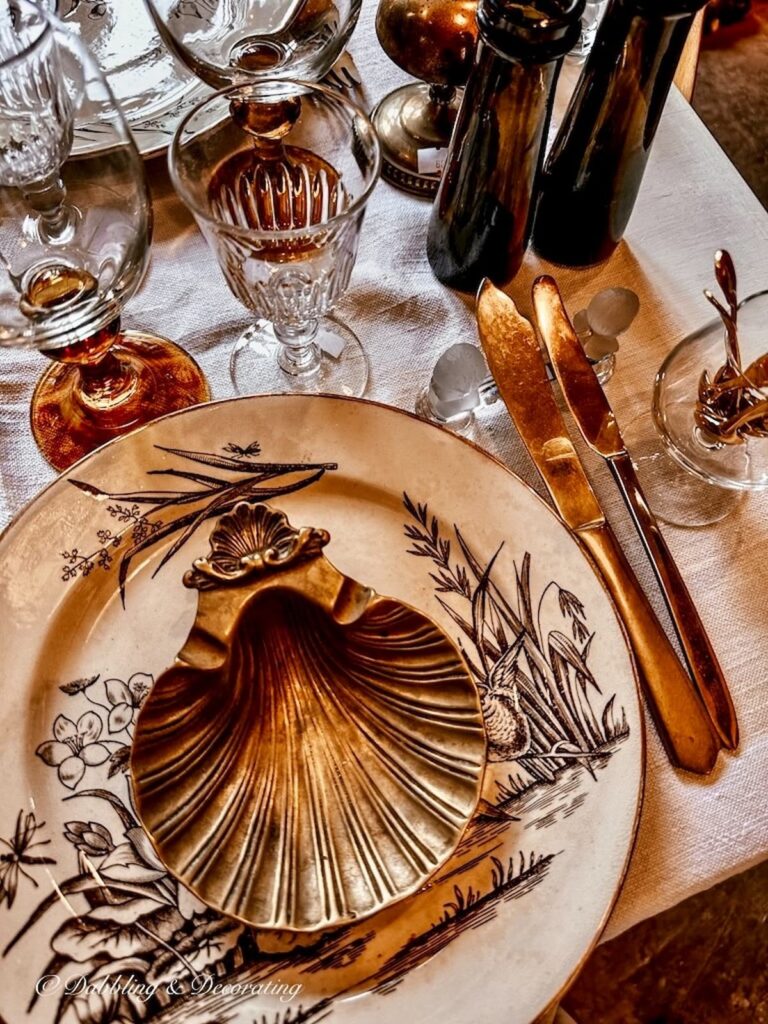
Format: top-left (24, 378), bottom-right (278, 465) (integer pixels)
top-left (371, 82), bottom-right (461, 197)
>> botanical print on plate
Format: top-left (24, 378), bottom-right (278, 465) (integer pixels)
top-left (3, 455), bottom-right (629, 1024)
top-left (58, 440), bottom-right (337, 596)
top-left (0, 395), bottom-right (642, 1024)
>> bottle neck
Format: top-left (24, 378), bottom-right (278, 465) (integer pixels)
top-left (477, 0), bottom-right (583, 64)
top-left (589, 0), bottom-right (698, 86)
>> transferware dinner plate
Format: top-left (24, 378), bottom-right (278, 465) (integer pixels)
top-left (57, 0), bottom-right (210, 159)
top-left (0, 395), bottom-right (644, 1024)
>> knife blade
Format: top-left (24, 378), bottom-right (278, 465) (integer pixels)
top-left (532, 274), bottom-right (738, 751)
top-left (476, 278), bottom-right (720, 775)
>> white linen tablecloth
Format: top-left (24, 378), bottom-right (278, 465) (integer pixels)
top-left (1, 0), bottom-right (767, 943)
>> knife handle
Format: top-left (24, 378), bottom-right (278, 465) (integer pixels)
top-left (578, 522), bottom-right (720, 775)
top-left (609, 454), bottom-right (739, 751)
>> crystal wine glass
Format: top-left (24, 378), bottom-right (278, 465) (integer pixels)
top-left (170, 80), bottom-right (380, 396)
top-left (144, 0), bottom-right (362, 88)
top-left (0, 0), bottom-right (209, 471)
top-left (623, 289), bottom-right (768, 527)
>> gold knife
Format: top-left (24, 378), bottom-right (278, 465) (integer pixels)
top-left (476, 279), bottom-right (720, 775)
top-left (533, 275), bottom-right (738, 751)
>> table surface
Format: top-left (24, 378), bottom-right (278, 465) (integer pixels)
top-left (2, 1), bottom-right (768, 944)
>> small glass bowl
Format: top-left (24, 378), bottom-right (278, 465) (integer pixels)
top-left (654, 289), bottom-right (768, 491)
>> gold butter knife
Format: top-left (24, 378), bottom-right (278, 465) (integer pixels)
top-left (533, 275), bottom-right (738, 752)
top-left (476, 279), bottom-right (720, 775)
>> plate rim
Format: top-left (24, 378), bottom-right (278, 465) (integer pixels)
top-left (0, 392), bottom-right (647, 1020)
top-left (57, 0), bottom-right (209, 161)
top-left (71, 76), bottom-right (213, 161)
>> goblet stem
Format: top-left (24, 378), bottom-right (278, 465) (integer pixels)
top-left (274, 320), bottom-right (323, 377)
top-left (43, 314), bottom-right (139, 408)
top-left (77, 348), bottom-right (139, 408)
top-left (31, 321), bottom-right (210, 471)
top-left (20, 171), bottom-right (78, 245)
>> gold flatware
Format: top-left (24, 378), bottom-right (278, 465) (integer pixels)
top-left (533, 275), bottom-right (739, 751)
top-left (131, 501), bottom-right (486, 932)
top-left (476, 280), bottom-right (720, 775)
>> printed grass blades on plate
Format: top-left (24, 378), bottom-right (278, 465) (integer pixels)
top-left (66, 440), bottom-right (337, 598)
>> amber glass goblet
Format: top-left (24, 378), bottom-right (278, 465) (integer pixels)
top-left (372, 0), bottom-right (478, 196)
top-left (0, 1), bottom-right (209, 471)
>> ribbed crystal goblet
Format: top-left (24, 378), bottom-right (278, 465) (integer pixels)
top-left (170, 80), bottom-right (380, 396)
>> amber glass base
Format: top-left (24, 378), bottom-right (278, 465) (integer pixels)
top-left (31, 331), bottom-right (210, 471)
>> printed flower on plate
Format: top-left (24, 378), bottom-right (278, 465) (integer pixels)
top-left (36, 712), bottom-right (110, 789)
top-left (102, 672), bottom-right (152, 732)
top-left (64, 820), bottom-right (115, 857)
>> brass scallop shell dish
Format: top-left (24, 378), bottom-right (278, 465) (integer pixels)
top-left (131, 502), bottom-right (486, 932)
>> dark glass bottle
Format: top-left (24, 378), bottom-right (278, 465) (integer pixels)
top-left (533, 0), bottom-right (708, 267)
top-left (427, 0), bottom-right (584, 292)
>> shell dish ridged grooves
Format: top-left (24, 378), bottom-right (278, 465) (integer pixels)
top-left (131, 502), bottom-right (486, 932)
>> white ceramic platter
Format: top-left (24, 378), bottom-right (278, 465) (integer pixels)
top-left (0, 395), bottom-right (643, 1024)
top-left (58, 0), bottom-right (210, 159)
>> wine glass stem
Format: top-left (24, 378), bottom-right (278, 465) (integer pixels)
top-left (77, 349), bottom-right (139, 408)
top-left (21, 172), bottom-right (78, 244)
top-left (274, 320), bottom-right (323, 377)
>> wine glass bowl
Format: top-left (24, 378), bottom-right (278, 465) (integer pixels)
top-left (0, 1), bottom-right (209, 471)
top-left (170, 80), bottom-right (380, 397)
top-left (143, 0), bottom-right (362, 89)
top-left (371, 0), bottom-right (478, 196)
